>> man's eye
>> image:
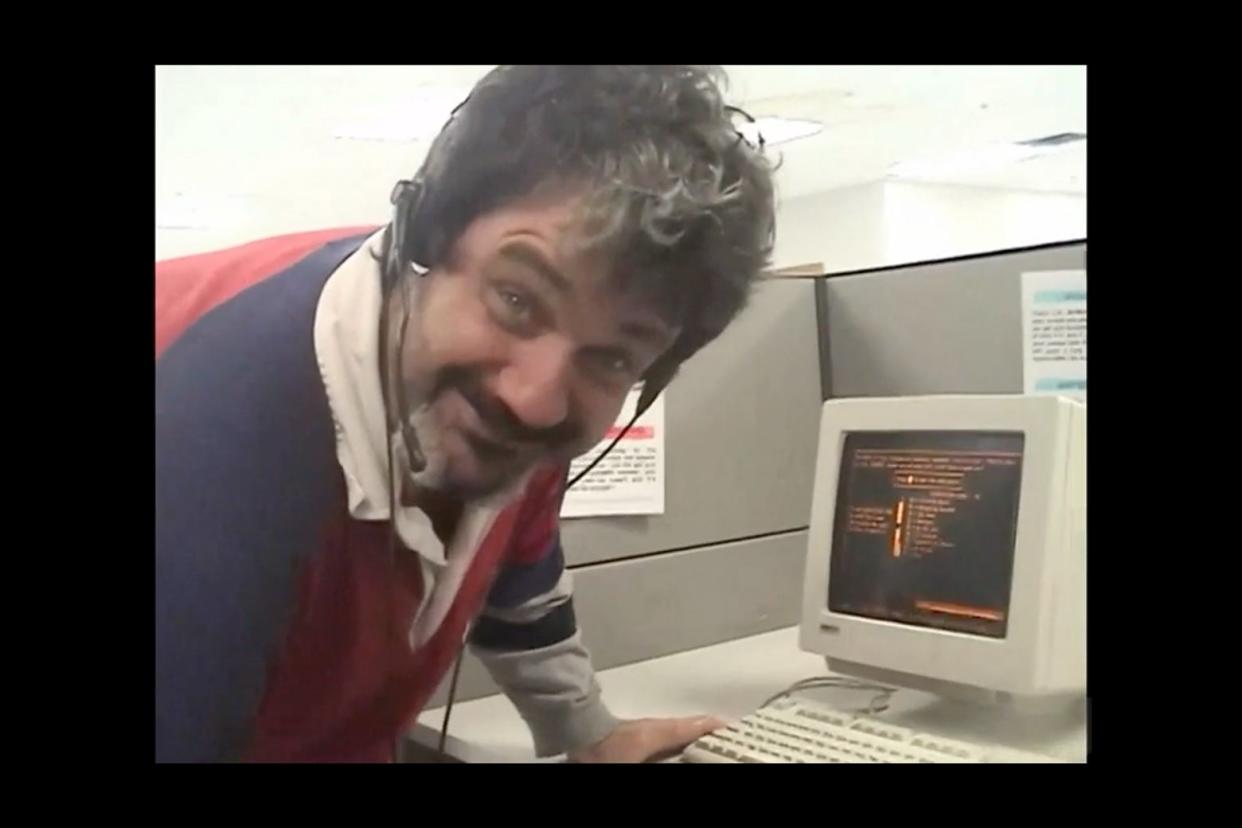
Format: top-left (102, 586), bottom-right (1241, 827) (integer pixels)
top-left (605, 354), bottom-right (633, 374)
top-left (586, 350), bottom-right (636, 380)
top-left (492, 286), bottom-right (536, 327)
top-left (500, 288), bottom-right (528, 312)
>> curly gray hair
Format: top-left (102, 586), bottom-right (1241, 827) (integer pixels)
top-left (388, 65), bottom-right (777, 374)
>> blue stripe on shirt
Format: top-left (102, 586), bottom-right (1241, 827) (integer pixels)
top-left (485, 539), bottom-right (565, 609)
top-left (156, 236), bottom-right (364, 762)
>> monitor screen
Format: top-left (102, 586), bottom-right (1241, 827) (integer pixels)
top-left (827, 431), bottom-right (1024, 638)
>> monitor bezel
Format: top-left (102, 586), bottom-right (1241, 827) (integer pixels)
top-left (800, 395), bottom-right (1072, 694)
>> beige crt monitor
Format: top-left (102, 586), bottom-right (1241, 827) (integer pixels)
top-left (799, 395), bottom-right (1085, 706)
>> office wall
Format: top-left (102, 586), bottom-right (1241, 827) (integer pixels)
top-left (772, 183), bottom-right (888, 274)
top-left (155, 67), bottom-right (428, 261)
top-left (157, 66), bottom-right (1084, 269)
top-left (773, 181), bottom-right (1086, 273)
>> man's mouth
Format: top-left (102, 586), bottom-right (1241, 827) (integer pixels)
top-left (429, 370), bottom-right (580, 464)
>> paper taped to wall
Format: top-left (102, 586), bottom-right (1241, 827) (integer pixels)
top-left (560, 388), bottom-right (664, 519)
top-left (1021, 270), bottom-right (1086, 402)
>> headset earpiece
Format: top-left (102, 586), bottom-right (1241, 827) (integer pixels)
top-left (388, 175), bottom-right (447, 287)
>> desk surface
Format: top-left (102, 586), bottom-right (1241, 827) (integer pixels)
top-left (409, 627), bottom-right (1087, 763)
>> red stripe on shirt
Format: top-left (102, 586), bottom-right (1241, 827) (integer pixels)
top-left (155, 226), bottom-right (378, 358)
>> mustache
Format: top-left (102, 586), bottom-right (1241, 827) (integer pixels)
top-left (432, 367), bottom-right (582, 450)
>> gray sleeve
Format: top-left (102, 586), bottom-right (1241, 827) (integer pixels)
top-left (469, 569), bottom-right (622, 757)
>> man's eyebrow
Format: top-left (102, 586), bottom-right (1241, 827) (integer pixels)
top-left (619, 319), bottom-right (674, 349)
top-left (496, 242), bottom-right (571, 295)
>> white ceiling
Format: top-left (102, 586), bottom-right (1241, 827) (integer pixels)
top-left (723, 65), bottom-right (1085, 197)
top-left (155, 65), bottom-right (1085, 254)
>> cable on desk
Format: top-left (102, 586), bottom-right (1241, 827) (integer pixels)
top-left (762, 675), bottom-right (897, 716)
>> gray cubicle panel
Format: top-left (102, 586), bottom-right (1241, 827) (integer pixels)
top-left (823, 241), bottom-right (1087, 398)
top-left (560, 277), bottom-right (823, 567)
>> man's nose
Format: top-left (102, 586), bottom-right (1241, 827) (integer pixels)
top-left (491, 336), bottom-right (573, 431)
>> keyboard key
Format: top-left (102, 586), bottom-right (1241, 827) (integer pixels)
top-left (851, 720), bottom-right (915, 742)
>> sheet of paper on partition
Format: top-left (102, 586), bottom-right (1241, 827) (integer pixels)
top-left (1021, 270), bottom-right (1087, 402)
top-left (560, 388), bottom-right (664, 518)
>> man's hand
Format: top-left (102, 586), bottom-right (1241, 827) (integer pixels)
top-left (569, 716), bottom-right (727, 763)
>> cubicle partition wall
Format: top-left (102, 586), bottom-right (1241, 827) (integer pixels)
top-left (824, 241), bottom-right (1086, 398)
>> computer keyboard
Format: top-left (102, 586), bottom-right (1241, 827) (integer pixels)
top-left (682, 697), bottom-right (1041, 763)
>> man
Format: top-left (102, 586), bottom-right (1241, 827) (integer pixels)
top-left (156, 65), bottom-right (776, 762)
